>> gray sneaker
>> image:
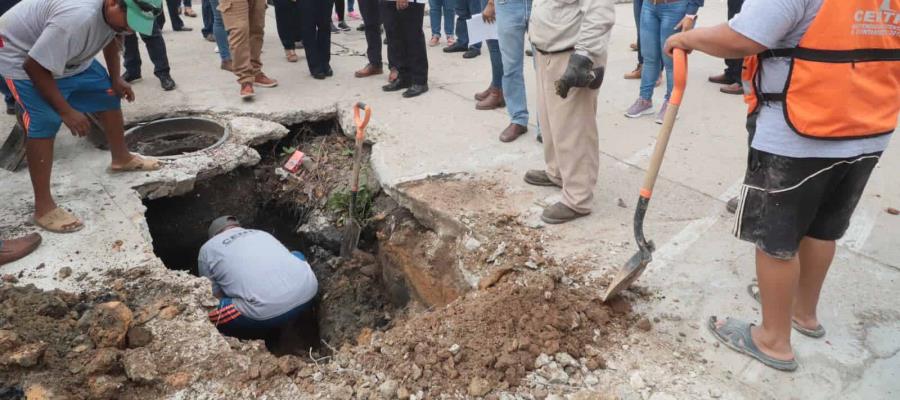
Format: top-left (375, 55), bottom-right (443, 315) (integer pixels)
top-left (655, 101), bottom-right (679, 124)
top-left (625, 98), bottom-right (653, 118)
top-left (524, 170), bottom-right (561, 187)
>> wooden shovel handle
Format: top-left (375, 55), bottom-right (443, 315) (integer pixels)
top-left (640, 49), bottom-right (688, 199)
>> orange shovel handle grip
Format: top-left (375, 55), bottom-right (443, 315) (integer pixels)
top-left (668, 49), bottom-right (688, 106)
top-left (353, 102), bottom-right (372, 140)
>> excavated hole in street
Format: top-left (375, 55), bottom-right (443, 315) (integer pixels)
top-left (142, 117), bottom-right (413, 357)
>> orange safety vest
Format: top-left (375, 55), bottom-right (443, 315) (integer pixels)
top-left (742, 0), bottom-right (900, 140)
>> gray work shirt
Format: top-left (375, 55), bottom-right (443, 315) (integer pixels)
top-left (0, 0), bottom-right (116, 80)
top-left (198, 228), bottom-right (319, 321)
top-left (730, 0), bottom-right (893, 158)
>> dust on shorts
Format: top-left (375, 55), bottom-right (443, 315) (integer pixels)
top-left (4, 60), bottom-right (120, 139)
top-left (733, 148), bottom-right (881, 260)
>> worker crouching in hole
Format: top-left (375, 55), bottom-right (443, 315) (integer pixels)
top-left (199, 216), bottom-right (320, 353)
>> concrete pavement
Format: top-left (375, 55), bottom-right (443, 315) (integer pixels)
top-left (0, 2), bottom-right (897, 398)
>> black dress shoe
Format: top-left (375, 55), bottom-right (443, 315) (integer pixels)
top-left (312, 72), bottom-right (326, 80)
top-left (325, 67), bottom-right (334, 77)
top-left (462, 48), bottom-right (481, 59)
top-left (382, 79), bottom-right (411, 92)
top-left (159, 75), bottom-right (176, 91)
top-left (357, 23), bottom-right (366, 31)
top-left (443, 42), bottom-right (467, 53)
top-left (402, 84), bottom-right (428, 98)
top-left (6, 103), bottom-right (15, 115)
top-left (174, 26), bottom-right (193, 32)
top-left (122, 71), bottom-right (142, 83)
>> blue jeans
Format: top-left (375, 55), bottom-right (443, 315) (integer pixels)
top-left (496, 0), bottom-right (531, 125)
top-left (639, 0), bottom-right (686, 101)
top-left (454, 0), bottom-right (483, 49)
top-left (208, 0), bottom-right (232, 61)
top-left (349, 0), bottom-right (355, 12)
top-left (429, 0), bottom-right (455, 36)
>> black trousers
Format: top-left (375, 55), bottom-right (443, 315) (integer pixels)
top-left (124, 17), bottom-right (171, 77)
top-left (161, 0), bottom-right (186, 30)
top-left (359, 0), bottom-right (384, 66)
top-left (383, 2), bottom-right (427, 85)
top-left (335, 0), bottom-right (346, 21)
top-left (274, 0), bottom-right (303, 50)
top-left (300, 0), bottom-right (334, 74)
top-left (724, 0), bottom-right (744, 83)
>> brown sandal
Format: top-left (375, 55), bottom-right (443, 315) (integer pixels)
top-left (34, 208), bottom-right (84, 234)
top-left (109, 155), bottom-right (161, 173)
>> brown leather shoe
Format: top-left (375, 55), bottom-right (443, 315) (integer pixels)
top-left (624, 64), bottom-right (642, 80)
top-left (709, 73), bottom-right (734, 85)
top-left (0, 233), bottom-right (42, 266)
top-left (476, 87), bottom-right (505, 110)
top-left (220, 60), bottom-right (233, 72)
top-left (254, 73), bottom-right (278, 88)
top-left (541, 202), bottom-right (589, 225)
top-left (523, 170), bottom-right (560, 187)
top-left (240, 82), bottom-right (255, 99)
top-left (474, 85), bottom-right (492, 101)
top-left (355, 63), bottom-right (384, 78)
top-left (388, 67), bottom-right (398, 83)
top-left (720, 82), bottom-right (744, 95)
top-left (499, 123), bottom-right (527, 143)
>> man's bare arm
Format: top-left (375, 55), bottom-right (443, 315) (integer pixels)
top-left (665, 23), bottom-right (767, 59)
top-left (102, 38), bottom-right (122, 80)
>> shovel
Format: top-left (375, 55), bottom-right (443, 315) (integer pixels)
top-left (602, 49), bottom-right (689, 302)
top-left (339, 102), bottom-right (372, 259)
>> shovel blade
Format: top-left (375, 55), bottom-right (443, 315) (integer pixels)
top-left (339, 220), bottom-right (361, 259)
top-left (601, 249), bottom-right (651, 302)
top-left (0, 124), bottom-right (26, 172)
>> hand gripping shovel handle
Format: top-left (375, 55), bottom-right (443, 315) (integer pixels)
top-left (602, 49), bottom-right (688, 302)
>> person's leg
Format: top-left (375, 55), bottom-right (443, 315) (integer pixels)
top-left (202, 0), bottom-right (214, 36)
top-left (210, 0), bottom-right (232, 62)
top-left (248, 0), bottom-right (268, 76)
top-left (658, 2), bottom-right (687, 100)
top-left (638, 1), bottom-right (660, 101)
top-left (407, 3), bottom-right (428, 86)
top-left (534, 53), bottom-right (559, 183)
top-left (543, 52), bottom-right (599, 214)
top-left (467, 0), bottom-right (482, 50)
top-left (496, 0), bottom-right (528, 126)
top-left (220, 0), bottom-right (253, 83)
top-left (487, 39), bottom-right (502, 89)
top-left (166, 0), bottom-right (186, 30)
top-left (390, 4), bottom-right (410, 82)
top-left (274, 0), bottom-right (297, 50)
top-left (443, 0), bottom-right (455, 36)
top-left (25, 138), bottom-right (58, 219)
top-left (142, 22), bottom-right (172, 78)
top-left (301, 0), bottom-right (323, 74)
top-left (792, 237), bottom-right (834, 330)
top-left (360, 0), bottom-right (383, 66)
top-left (319, 0), bottom-right (335, 70)
top-left (752, 250), bottom-right (800, 361)
top-left (383, 0), bottom-right (401, 73)
top-left (722, 0), bottom-right (744, 83)
top-left (335, 0), bottom-right (345, 22)
top-left (634, 0), bottom-right (643, 65)
top-left (454, 1), bottom-right (469, 47)
top-left (429, 0), bottom-right (442, 36)
top-left (122, 32), bottom-right (143, 77)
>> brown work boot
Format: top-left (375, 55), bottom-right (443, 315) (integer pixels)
top-left (254, 73), bottom-right (278, 88)
top-left (500, 123), bottom-right (528, 143)
top-left (476, 87), bottom-right (505, 110)
top-left (240, 82), bottom-right (255, 99)
top-left (708, 73), bottom-right (733, 85)
top-left (541, 202), bottom-right (589, 225)
top-left (388, 67), bottom-right (399, 83)
top-left (355, 63), bottom-right (384, 78)
top-left (624, 64), bottom-right (642, 79)
top-left (220, 60), bottom-right (233, 72)
top-left (720, 82), bottom-right (744, 95)
top-left (523, 170), bottom-right (560, 187)
top-left (0, 233), bottom-right (42, 266)
top-left (474, 85), bottom-right (492, 101)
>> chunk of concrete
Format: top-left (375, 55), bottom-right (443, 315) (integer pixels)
top-left (227, 117), bottom-right (289, 146)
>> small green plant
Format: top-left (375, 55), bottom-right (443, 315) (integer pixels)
top-left (279, 145), bottom-right (298, 158)
top-left (341, 148), bottom-right (354, 157)
top-left (327, 183), bottom-right (375, 225)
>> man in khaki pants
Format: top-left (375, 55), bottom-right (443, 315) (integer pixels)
top-left (218, 0), bottom-right (278, 99)
top-left (525, 0), bottom-right (614, 224)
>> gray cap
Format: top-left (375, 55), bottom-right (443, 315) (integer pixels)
top-left (208, 215), bottom-right (240, 238)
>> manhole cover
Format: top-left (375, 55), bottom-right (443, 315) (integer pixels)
top-left (125, 117), bottom-right (228, 158)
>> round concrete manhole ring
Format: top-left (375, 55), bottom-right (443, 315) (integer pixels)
top-left (124, 117), bottom-right (229, 159)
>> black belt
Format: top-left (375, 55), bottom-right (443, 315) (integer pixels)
top-left (534, 47), bottom-right (574, 56)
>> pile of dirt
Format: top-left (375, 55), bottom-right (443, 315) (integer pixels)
top-left (344, 269), bottom-right (635, 397)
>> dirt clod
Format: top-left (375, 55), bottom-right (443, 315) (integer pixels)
top-left (3, 342), bottom-right (47, 367)
top-left (636, 317), bottom-right (653, 332)
top-left (122, 348), bottom-right (158, 383)
top-left (468, 377), bottom-right (492, 397)
top-left (87, 302), bottom-right (134, 349)
top-left (84, 348), bottom-right (121, 375)
top-left (126, 326), bottom-right (153, 348)
top-left (88, 375), bottom-right (125, 400)
top-left (58, 267), bottom-right (73, 280)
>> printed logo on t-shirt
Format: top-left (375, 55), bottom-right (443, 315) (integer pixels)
top-left (220, 229), bottom-right (257, 246)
